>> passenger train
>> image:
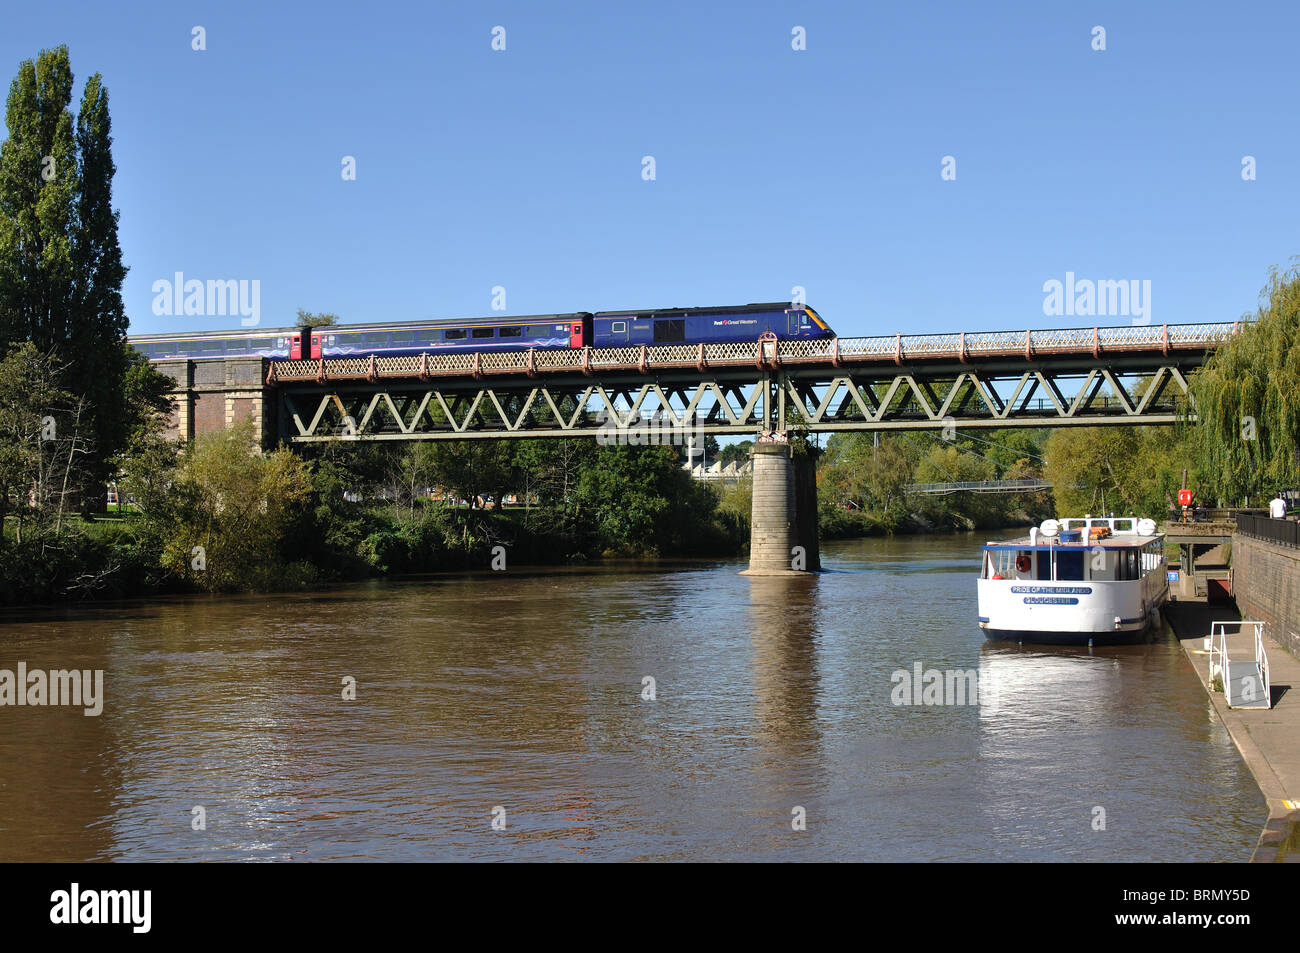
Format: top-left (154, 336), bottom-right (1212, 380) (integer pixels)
top-left (130, 302), bottom-right (832, 362)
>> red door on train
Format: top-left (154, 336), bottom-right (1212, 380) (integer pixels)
top-left (569, 319), bottom-right (585, 348)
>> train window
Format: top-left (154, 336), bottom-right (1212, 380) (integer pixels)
top-left (178, 340), bottom-right (199, 354)
top-left (611, 322), bottom-right (627, 333)
top-left (393, 332), bottom-right (415, 344)
top-left (653, 319), bottom-right (685, 344)
top-left (202, 340), bottom-right (223, 353)
top-left (472, 328), bottom-right (495, 339)
top-left (414, 330), bottom-right (437, 343)
top-left (445, 329), bottom-right (467, 340)
top-left (499, 327), bottom-right (523, 337)
top-left (365, 333), bottom-right (388, 345)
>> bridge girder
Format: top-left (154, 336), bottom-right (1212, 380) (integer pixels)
top-left (278, 359), bottom-right (1198, 442)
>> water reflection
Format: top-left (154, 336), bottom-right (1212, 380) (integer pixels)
top-left (0, 538), bottom-right (1266, 862)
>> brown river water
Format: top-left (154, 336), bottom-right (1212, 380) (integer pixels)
top-left (0, 535), bottom-right (1264, 861)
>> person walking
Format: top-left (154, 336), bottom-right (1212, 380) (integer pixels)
top-left (1269, 492), bottom-right (1287, 519)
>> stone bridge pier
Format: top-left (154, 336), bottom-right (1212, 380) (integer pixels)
top-left (743, 440), bottom-right (821, 575)
top-left (154, 357), bottom-right (272, 444)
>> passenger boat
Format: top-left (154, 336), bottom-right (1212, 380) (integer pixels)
top-left (977, 516), bottom-right (1169, 645)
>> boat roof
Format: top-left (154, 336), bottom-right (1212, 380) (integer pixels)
top-left (984, 516), bottom-right (1164, 549)
top-left (982, 535), bottom-right (1163, 550)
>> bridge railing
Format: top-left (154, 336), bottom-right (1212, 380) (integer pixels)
top-left (1235, 512), bottom-right (1300, 548)
top-left (264, 321), bottom-right (1243, 384)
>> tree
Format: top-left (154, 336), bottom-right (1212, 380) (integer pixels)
top-left (159, 420), bottom-right (314, 591)
top-left (718, 439), bottom-right (752, 467)
top-left (114, 350), bottom-right (182, 514)
top-left (296, 310), bottom-right (339, 327)
top-left (0, 343), bottom-right (79, 541)
top-left (0, 47), bottom-right (78, 351)
top-left (0, 47), bottom-right (131, 510)
top-left (1043, 425), bottom-right (1193, 518)
top-left (1190, 265), bottom-right (1300, 504)
top-left (71, 71), bottom-right (130, 506)
top-left (571, 444), bottom-right (725, 554)
top-left (912, 442), bottom-right (999, 528)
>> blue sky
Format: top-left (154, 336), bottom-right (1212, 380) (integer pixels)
top-left (3, 0), bottom-right (1297, 337)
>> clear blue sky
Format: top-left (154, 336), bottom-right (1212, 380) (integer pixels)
top-left (3, 0), bottom-right (1297, 337)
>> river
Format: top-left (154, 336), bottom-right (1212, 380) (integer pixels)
top-left (0, 534), bottom-right (1264, 861)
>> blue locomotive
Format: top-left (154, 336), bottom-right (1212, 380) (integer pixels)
top-left (130, 302), bottom-right (831, 361)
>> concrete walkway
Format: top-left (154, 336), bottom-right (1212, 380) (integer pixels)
top-left (1165, 598), bottom-right (1300, 862)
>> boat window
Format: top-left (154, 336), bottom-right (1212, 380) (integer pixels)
top-left (445, 329), bottom-right (467, 340)
top-left (1036, 551), bottom-right (1052, 580)
top-left (1056, 550), bottom-right (1085, 581)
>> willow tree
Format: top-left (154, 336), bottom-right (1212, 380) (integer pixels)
top-left (1189, 265), bottom-right (1300, 504)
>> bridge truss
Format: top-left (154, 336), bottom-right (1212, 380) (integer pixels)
top-left (267, 323), bottom-right (1233, 442)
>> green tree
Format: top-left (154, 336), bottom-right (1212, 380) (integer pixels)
top-left (159, 420), bottom-right (315, 591)
top-left (1190, 264), bottom-right (1300, 504)
top-left (0, 342), bottom-right (78, 541)
top-left (912, 442), bottom-right (999, 529)
top-left (0, 47), bottom-right (131, 509)
top-left (0, 47), bottom-right (78, 350)
top-left (718, 439), bottom-right (753, 467)
top-left (1043, 425), bottom-right (1192, 518)
top-left (71, 71), bottom-right (130, 505)
top-left (296, 309), bottom-right (339, 327)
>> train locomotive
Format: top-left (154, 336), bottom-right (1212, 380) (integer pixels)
top-left (129, 302), bottom-right (831, 362)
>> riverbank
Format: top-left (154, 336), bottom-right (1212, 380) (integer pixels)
top-left (1164, 598), bottom-right (1300, 862)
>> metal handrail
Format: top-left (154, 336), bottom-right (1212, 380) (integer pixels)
top-left (1208, 621), bottom-right (1270, 708)
top-left (1255, 624), bottom-right (1271, 705)
top-left (1234, 512), bottom-right (1300, 548)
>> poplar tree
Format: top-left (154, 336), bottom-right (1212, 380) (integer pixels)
top-left (0, 46), bottom-right (133, 509)
top-left (72, 70), bottom-right (130, 499)
top-left (0, 46), bottom-right (78, 349)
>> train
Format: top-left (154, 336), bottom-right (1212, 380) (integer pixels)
top-left (129, 302), bottom-right (832, 361)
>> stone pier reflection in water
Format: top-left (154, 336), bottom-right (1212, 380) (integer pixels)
top-left (0, 535), bottom-right (1265, 860)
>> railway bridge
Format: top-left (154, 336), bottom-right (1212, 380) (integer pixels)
top-left (144, 320), bottom-right (1242, 574)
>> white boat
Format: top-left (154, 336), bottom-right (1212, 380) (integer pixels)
top-left (977, 515), bottom-right (1169, 645)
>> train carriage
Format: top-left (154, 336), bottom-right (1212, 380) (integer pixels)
top-left (129, 302), bottom-right (831, 362)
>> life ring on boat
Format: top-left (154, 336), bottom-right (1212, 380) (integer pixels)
top-left (1015, 553), bottom-right (1031, 573)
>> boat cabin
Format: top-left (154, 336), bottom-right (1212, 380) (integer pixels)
top-left (981, 516), bottom-right (1164, 583)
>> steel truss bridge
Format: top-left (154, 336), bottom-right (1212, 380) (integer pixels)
top-left (264, 322), bottom-right (1240, 442)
